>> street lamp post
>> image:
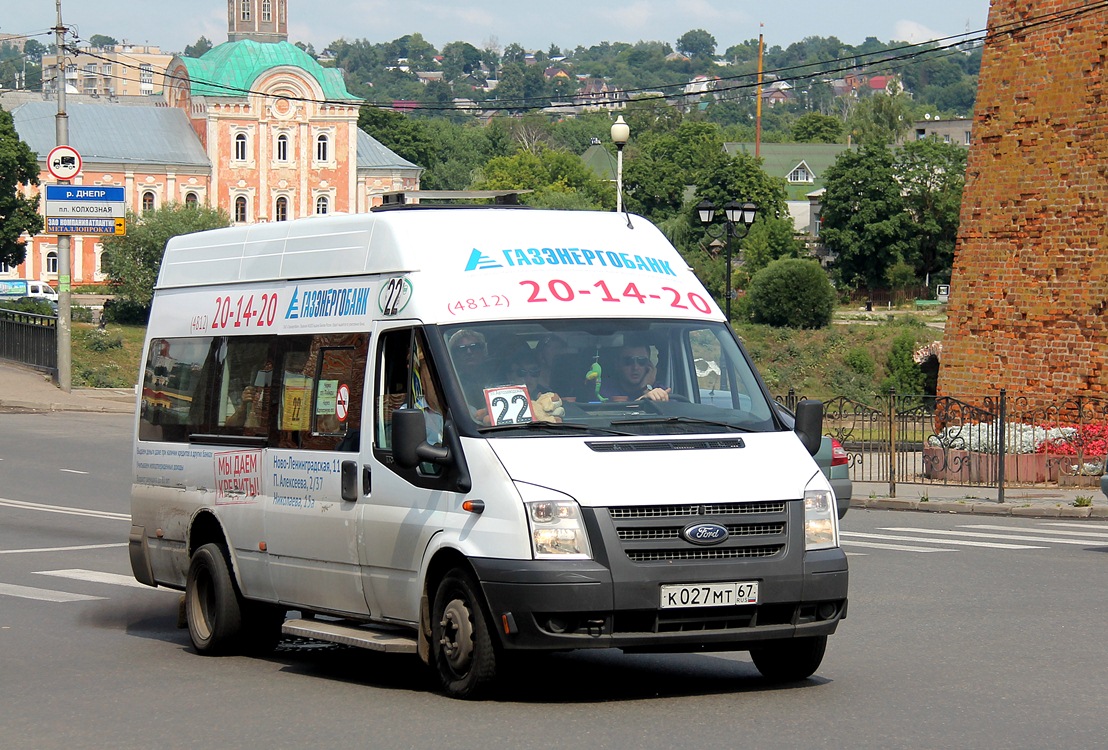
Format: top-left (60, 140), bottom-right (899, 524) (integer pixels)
top-left (697, 199), bottom-right (758, 324)
top-left (610, 115), bottom-right (629, 212)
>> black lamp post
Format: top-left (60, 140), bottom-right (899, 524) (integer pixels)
top-left (697, 199), bottom-right (758, 324)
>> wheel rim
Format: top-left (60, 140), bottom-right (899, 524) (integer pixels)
top-left (439, 596), bottom-right (474, 675)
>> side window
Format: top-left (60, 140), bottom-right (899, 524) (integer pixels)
top-left (374, 328), bottom-right (444, 473)
top-left (276, 333), bottom-right (367, 452)
top-left (138, 333), bottom-right (365, 450)
top-left (688, 328), bottom-right (740, 409)
top-left (139, 337), bottom-right (218, 442)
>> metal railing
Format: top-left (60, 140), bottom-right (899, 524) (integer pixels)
top-left (0, 309), bottom-right (57, 372)
top-left (777, 388), bottom-right (1108, 498)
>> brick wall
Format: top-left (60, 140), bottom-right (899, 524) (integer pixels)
top-left (938, 0), bottom-right (1108, 408)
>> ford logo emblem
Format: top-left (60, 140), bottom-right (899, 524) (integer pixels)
top-left (682, 523), bottom-right (729, 546)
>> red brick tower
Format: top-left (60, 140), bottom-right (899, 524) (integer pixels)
top-left (938, 0), bottom-right (1108, 407)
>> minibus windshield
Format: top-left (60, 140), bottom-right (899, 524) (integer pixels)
top-left (435, 319), bottom-right (780, 437)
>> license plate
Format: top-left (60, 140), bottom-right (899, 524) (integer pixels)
top-left (659, 581), bottom-right (759, 609)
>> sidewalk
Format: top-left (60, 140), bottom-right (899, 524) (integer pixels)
top-left (0, 360), bottom-right (134, 414)
top-left (2, 360), bottom-right (1105, 518)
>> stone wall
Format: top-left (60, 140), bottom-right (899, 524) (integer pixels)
top-left (938, 0), bottom-right (1108, 408)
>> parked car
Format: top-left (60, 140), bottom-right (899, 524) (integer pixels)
top-left (775, 404), bottom-right (852, 519)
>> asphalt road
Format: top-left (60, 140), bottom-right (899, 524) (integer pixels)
top-left (2, 412), bottom-right (1106, 749)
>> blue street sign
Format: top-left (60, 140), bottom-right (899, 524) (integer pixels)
top-left (45, 185), bottom-right (126, 202)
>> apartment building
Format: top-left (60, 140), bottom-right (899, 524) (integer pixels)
top-left (42, 44), bottom-right (172, 97)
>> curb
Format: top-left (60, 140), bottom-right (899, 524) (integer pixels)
top-left (850, 497), bottom-right (1106, 519)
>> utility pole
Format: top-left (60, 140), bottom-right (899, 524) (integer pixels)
top-left (54, 0), bottom-right (72, 392)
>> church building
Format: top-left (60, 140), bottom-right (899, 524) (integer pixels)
top-left (6, 0), bottom-right (420, 287)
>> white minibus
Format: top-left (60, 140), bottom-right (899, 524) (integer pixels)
top-left (129, 205), bottom-right (846, 698)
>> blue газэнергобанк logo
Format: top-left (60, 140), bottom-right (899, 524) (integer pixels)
top-left (681, 523), bottom-right (729, 546)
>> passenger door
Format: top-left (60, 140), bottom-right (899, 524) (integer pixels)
top-left (261, 332), bottom-right (370, 614)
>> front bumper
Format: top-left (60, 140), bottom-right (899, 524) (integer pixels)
top-left (471, 500), bottom-right (848, 652)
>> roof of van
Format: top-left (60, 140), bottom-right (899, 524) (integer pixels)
top-left (156, 208), bottom-right (689, 290)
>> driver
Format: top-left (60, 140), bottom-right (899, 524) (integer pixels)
top-left (601, 339), bottom-right (670, 402)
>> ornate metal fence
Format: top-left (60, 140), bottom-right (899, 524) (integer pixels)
top-left (776, 388), bottom-right (1108, 496)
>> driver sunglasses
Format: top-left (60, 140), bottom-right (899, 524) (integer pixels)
top-left (622, 356), bottom-right (651, 367)
top-left (454, 342), bottom-right (485, 354)
top-left (515, 366), bottom-right (541, 377)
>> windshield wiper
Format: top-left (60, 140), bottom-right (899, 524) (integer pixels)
top-left (478, 421), bottom-right (634, 436)
top-left (609, 416), bottom-right (755, 432)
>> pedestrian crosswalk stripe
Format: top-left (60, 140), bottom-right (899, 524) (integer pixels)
top-left (35, 569), bottom-right (152, 590)
top-left (882, 527), bottom-right (1094, 546)
top-left (0, 582), bottom-right (105, 602)
top-left (841, 540), bottom-right (953, 552)
top-left (963, 524), bottom-right (1108, 539)
top-left (0, 497), bottom-right (129, 521)
top-left (842, 531), bottom-right (1044, 549)
top-left (1045, 522), bottom-right (1108, 530)
top-left (0, 543), bottom-right (127, 555)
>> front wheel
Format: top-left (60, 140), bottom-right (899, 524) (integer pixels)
top-left (185, 542), bottom-right (245, 655)
top-left (750, 635), bottom-right (827, 683)
top-left (431, 570), bottom-right (497, 699)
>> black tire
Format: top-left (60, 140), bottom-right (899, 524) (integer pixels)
top-left (241, 602), bottom-right (286, 655)
top-left (431, 570), bottom-right (497, 699)
top-left (750, 635), bottom-right (827, 683)
top-left (185, 542), bottom-right (245, 655)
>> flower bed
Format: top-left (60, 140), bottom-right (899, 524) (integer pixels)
top-left (925, 420), bottom-right (1106, 482)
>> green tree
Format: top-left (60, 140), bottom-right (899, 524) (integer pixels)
top-left (745, 258), bottom-right (835, 328)
top-left (895, 138), bottom-right (966, 284)
top-left (845, 93), bottom-right (912, 146)
top-left (101, 204), bottom-right (229, 312)
top-left (441, 41), bottom-right (482, 80)
top-left (676, 29), bottom-right (717, 58)
top-left (792, 112), bottom-right (843, 143)
top-left (88, 34), bottom-right (118, 48)
top-left (0, 108), bottom-right (43, 269)
top-left (819, 143), bottom-right (910, 291)
top-left (183, 36), bottom-right (213, 58)
top-left (471, 146), bottom-right (613, 209)
top-left (357, 106), bottom-right (436, 168)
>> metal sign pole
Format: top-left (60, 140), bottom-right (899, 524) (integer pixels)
top-left (54, 0), bottom-right (71, 392)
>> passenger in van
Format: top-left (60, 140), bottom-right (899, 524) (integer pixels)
top-left (535, 334), bottom-right (568, 390)
top-left (601, 339), bottom-right (670, 402)
top-left (499, 346), bottom-right (551, 397)
top-left (448, 329), bottom-right (494, 405)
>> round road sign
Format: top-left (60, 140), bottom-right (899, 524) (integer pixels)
top-left (47, 145), bottom-right (82, 181)
top-left (336, 384), bottom-right (350, 422)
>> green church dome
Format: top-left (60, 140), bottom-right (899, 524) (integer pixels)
top-left (182, 39), bottom-right (359, 101)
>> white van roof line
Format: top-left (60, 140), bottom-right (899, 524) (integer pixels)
top-left (157, 212), bottom-right (410, 290)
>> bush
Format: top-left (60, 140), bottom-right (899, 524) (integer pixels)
top-left (0, 298), bottom-right (56, 316)
top-left (881, 331), bottom-right (925, 395)
top-left (746, 259), bottom-right (835, 329)
top-left (844, 346), bottom-right (876, 377)
top-left (83, 328), bottom-right (124, 352)
top-left (71, 305), bottom-right (94, 323)
top-left (102, 297), bottom-right (149, 325)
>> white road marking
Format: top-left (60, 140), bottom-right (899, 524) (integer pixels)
top-left (0, 543), bottom-right (126, 555)
top-left (842, 531), bottom-right (1044, 550)
top-left (882, 527), bottom-right (1094, 546)
top-left (59, 469), bottom-right (89, 475)
top-left (0, 582), bottom-right (105, 602)
top-left (0, 497), bottom-right (128, 521)
top-left (841, 540), bottom-right (953, 552)
top-left (962, 524), bottom-right (1108, 539)
top-left (1042, 522), bottom-right (1108, 532)
top-left (35, 569), bottom-right (151, 590)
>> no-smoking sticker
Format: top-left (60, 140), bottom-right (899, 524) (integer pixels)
top-left (335, 383), bottom-right (350, 422)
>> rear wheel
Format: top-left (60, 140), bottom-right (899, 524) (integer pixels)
top-left (185, 542), bottom-right (245, 655)
top-left (750, 635), bottom-right (827, 683)
top-left (431, 570), bottom-right (497, 699)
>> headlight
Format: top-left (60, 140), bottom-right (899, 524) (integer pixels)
top-left (804, 483), bottom-right (839, 551)
top-left (524, 499), bottom-right (592, 559)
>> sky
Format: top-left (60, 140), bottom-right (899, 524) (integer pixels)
top-left (6, 1), bottom-right (991, 57)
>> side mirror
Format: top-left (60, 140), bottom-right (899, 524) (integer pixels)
top-left (794, 399), bottom-right (823, 456)
top-left (392, 408), bottom-right (450, 469)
